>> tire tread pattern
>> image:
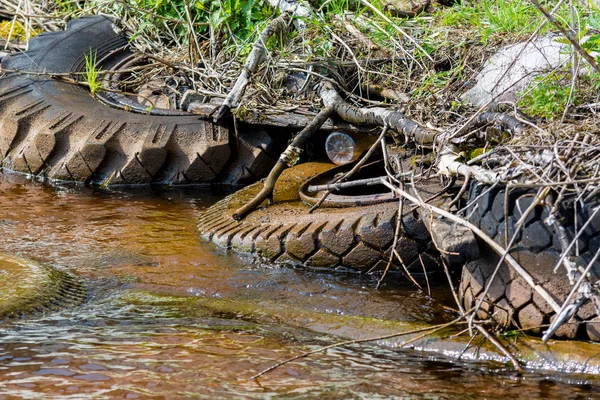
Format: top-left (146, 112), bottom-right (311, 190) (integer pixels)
top-left (197, 162), bottom-right (436, 273)
top-left (460, 183), bottom-right (600, 340)
top-left (0, 16), bottom-right (274, 185)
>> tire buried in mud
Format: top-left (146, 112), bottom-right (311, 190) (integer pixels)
top-left (0, 253), bottom-right (86, 320)
top-left (198, 161), bottom-right (437, 273)
top-left (0, 16), bottom-right (275, 185)
top-left (460, 183), bottom-right (600, 340)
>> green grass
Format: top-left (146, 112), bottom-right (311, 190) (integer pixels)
top-left (57, 0), bottom-right (274, 44)
top-left (440, 1), bottom-right (481, 28)
top-left (439, 0), bottom-right (583, 42)
top-left (515, 7), bottom-right (600, 120)
top-left (317, 0), bottom-right (367, 15)
top-left (55, 0), bottom-right (80, 12)
top-left (84, 51), bottom-right (103, 95)
top-left (54, 0), bottom-right (600, 112)
top-left (518, 73), bottom-right (576, 121)
top-left (480, 0), bottom-right (540, 38)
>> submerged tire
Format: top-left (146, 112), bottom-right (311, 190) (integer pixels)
top-left (198, 161), bottom-right (436, 273)
top-left (0, 254), bottom-right (86, 320)
top-left (459, 184), bottom-right (600, 340)
top-left (0, 16), bottom-right (275, 185)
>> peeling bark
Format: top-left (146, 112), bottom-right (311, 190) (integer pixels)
top-left (437, 144), bottom-right (499, 184)
top-left (470, 112), bottom-right (526, 134)
top-left (318, 81), bottom-right (438, 147)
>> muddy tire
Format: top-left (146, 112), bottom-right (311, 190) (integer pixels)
top-left (0, 16), bottom-right (275, 185)
top-left (459, 184), bottom-right (600, 340)
top-left (0, 254), bottom-right (86, 320)
top-left (198, 161), bottom-right (436, 273)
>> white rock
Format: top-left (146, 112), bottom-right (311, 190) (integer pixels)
top-left (461, 35), bottom-right (570, 107)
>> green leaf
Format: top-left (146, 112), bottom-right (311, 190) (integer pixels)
top-left (589, 13), bottom-right (600, 30)
top-left (210, 10), bottom-right (227, 28)
top-left (582, 34), bottom-right (600, 52)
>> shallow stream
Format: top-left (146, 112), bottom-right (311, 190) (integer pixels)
top-left (1, 171), bottom-right (599, 399)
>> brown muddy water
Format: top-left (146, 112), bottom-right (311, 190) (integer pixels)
top-left (0, 171), bottom-right (599, 399)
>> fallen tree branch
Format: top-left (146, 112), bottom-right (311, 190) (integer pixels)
top-left (439, 241), bottom-right (523, 373)
top-left (474, 325), bottom-right (524, 373)
top-left (376, 185), bottom-right (410, 289)
top-left (359, 0), bottom-right (434, 63)
top-left (318, 81), bottom-right (438, 146)
top-left (233, 106), bottom-right (334, 220)
top-left (542, 205), bottom-right (600, 341)
top-left (214, 11), bottom-right (293, 122)
top-left (333, 13), bottom-right (379, 51)
top-left (469, 112), bottom-right (526, 135)
top-left (437, 144), bottom-right (500, 184)
top-left (307, 175), bottom-right (389, 193)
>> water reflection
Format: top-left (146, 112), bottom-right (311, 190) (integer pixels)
top-left (0, 171), bottom-right (599, 398)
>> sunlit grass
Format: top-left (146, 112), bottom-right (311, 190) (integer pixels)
top-left (84, 51), bottom-right (103, 95)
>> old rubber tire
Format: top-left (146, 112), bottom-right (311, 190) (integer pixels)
top-left (0, 16), bottom-right (275, 185)
top-left (197, 161), bottom-right (436, 273)
top-left (0, 253), bottom-right (86, 320)
top-left (459, 183), bottom-right (600, 340)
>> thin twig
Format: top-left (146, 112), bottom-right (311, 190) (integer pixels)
top-left (251, 317), bottom-right (463, 380)
top-left (474, 325), bottom-right (524, 373)
top-left (380, 179), bottom-right (562, 313)
top-left (529, 0), bottom-right (600, 72)
top-left (233, 106), bottom-right (334, 220)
